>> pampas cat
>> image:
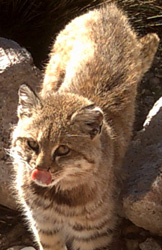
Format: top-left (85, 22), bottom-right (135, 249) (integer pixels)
top-left (11, 3), bottom-right (159, 250)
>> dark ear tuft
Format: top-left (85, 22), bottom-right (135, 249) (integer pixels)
top-left (71, 104), bottom-right (103, 139)
top-left (18, 84), bottom-right (42, 118)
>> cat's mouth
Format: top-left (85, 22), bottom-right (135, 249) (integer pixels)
top-left (31, 169), bottom-right (52, 185)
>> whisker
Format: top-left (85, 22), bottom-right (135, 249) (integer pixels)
top-left (4, 148), bottom-right (11, 155)
top-left (10, 149), bottom-right (33, 170)
top-left (66, 134), bottom-right (89, 138)
top-left (6, 161), bottom-right (14, 165)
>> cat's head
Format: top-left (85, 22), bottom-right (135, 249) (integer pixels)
top-left (11, 84), bottom-right (111, 190)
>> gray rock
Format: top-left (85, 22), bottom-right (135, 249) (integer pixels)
top-left (20, 247), bottom-right (36, 250)
top-left (7, 247), bottom-right (36, 250)
top-left (7, 247), bottom-right (24, 250)
top-left (0, 38), bottom-right (42, 209)
top-left (7, 247), bottom-right (22, 250)
top-left (123, 96), bottom-right (162, 236)
top-left (139, 238), bottom-right (162, 250)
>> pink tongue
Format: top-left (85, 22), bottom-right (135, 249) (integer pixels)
top-left (31, 169), bottom-right (52, 185)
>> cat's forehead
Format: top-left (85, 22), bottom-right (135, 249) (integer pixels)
top-left (41, 93), bottom-right (89, 119)
top-left (32, 93), bottom-right (91, 141)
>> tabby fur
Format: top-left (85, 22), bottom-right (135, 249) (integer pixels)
top-left (11, 3), bottom-right (159, 250)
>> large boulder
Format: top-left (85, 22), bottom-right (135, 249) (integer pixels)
top-left (123, 96), bottom-right (162, 236)
top-left (0, 38), bottom-right (42, 209)
top-left (139, 238), bottom-right (162, 250)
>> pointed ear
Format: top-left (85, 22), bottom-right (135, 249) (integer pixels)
top-left (18, 84), bottom-right (42, 118)
top-left (139, 33), bottom-right (159, 74)
top-left (71, 104), bottom-right (103, 139)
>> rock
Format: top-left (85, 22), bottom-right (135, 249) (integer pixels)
top-left (7, 247), bottom-right (22, 250)
top-left (126, 239), bottom-right (139, 250)
top-left (150, 77), bottom-right (161, 87)
top-left (123, 96), bottom-right (162, 236)
top-left (139, 238), bottom-right (162, 250)
top-left (20, 247), bottom-right (36, 250)
top-left (0, 38), bottom-right (42, 209)
top-left (7, 247), bottom-right (36, 250)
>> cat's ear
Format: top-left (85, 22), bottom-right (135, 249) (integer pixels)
top-left (18, 84), bottom-right (42, 118)
top-left (71, 104), bottom-right (103, 139)
top-left (139, 33), bottom-right (159, 74)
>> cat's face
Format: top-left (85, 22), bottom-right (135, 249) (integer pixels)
top-left (11, 85), bottom-right (105, 190)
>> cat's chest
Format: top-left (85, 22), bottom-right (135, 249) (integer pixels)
top-left (26, 192), bottom-right (91, 237)
top-left (23, 184), bottom-right (88, 221)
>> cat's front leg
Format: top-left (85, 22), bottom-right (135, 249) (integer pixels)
top-left (24, 202), bottom-right (67, 250)
top-left (30, 219), bottom-right (66, 250)
top-left (33, 230), bottom-right (67, 250)
top-left (37, 230), bottom-right (67, 250)
top-left (72, 232), bottom-right (113, 250)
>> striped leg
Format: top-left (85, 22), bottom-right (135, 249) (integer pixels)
top-left (72, 231), bottom-right (113, 250)
top-left (37, 230), bottom-right (67, 250)
top-left (29, 206), bottom-right (67, 250)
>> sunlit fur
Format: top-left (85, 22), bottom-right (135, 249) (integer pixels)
top-left (11, 3), bottom-right (159, 250)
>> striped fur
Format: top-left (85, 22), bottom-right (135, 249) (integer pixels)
top-left (11, 2), bottom-right (159, 250)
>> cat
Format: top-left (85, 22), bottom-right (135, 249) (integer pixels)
top-left (11, 3), bottom-right (159, 250)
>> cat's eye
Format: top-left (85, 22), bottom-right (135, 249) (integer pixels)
top-left (54, 145), bottom-right (70, 158)
top-left (27, 139), bottom-right (39, 152)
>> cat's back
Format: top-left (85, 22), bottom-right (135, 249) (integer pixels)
top-left (42, 2), bottom-right (159, 167)
top-left (42, 3), bottom-right (138, 95)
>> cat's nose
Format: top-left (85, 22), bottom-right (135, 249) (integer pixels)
top-left (36, 152), bottom-right (50, 171)
top-left (35, 163), bottom-right (50, 171)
